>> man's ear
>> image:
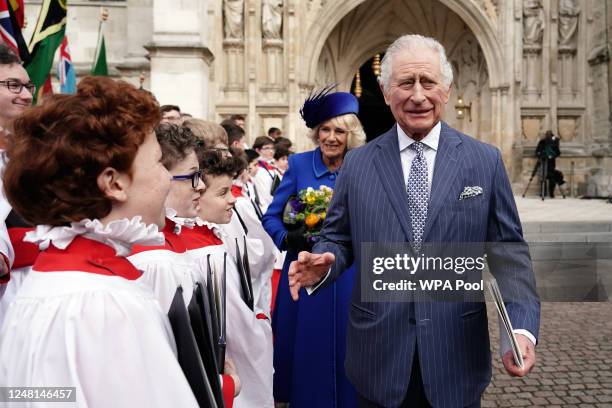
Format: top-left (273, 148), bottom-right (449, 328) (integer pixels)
top-left (443, 81), bottom-right (453, 104)
top-left (97, 167), bottom-right (130, 203)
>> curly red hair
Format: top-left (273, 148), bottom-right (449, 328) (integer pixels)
top-left (3, 76), bottom-right (161, 226)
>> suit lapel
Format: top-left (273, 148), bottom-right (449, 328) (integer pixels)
top-left (423, 122), bottom-right (462, 241)
top-left (373, 126), bottom-right (413, 242)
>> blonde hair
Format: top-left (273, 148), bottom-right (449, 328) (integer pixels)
top-left (309, 113), bottom-right (366, 149)
top-left (183, 118), bottom-right (229, 149)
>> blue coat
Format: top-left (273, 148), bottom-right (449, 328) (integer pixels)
top-left (312, 123), bottom-right (540, 407)
top-left (262, 147), bottom-right (357, 407)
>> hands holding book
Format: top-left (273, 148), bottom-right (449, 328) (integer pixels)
top-left (502, 334), bottom-right (536, 377)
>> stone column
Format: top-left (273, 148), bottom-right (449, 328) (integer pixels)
top-left (146, 0), bottom-right (213, 118)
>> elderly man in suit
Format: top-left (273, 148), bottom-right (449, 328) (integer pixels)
top-left (288, 34), bottom-right (540, 408)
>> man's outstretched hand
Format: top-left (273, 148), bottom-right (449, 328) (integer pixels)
top-left (288, 251), bottom-right (335, 301)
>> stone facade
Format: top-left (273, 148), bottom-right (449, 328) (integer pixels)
top-left (23, 0), bottom-right (612, 195)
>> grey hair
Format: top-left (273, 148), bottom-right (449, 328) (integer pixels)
top-left (379, 34), bottom-right (453, 91)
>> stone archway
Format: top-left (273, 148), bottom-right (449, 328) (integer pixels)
top-left (314, 0), bottom-right (494, 143)
top-left (303, 0), bottom-right (503, 89)
top-left (300, 0), bottom-right (518, 171)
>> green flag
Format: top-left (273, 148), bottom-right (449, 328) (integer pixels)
top-left (91, 22), bottom-right (108, 76)
top-left (26, 0), bottom-right (67, 103)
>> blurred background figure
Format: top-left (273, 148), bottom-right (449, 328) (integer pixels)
top-left (160, 104), bottom-right (181, 124)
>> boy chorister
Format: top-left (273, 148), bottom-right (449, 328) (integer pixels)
top-left (188, 149), bottom-right (274, 408)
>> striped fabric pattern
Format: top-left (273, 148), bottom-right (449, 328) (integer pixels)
top-left (313, 122), bottom-right (540, 408)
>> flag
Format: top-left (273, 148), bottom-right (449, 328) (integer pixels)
top-left (7, 0), bottom-right (23, 28)
top-left (35, 74), bottom-right (52, 103)
top-left (58, 36), bottom-right (74, 93)
top-left (91, 17), bottom-right (107, 76)
top-left (0, 0), bottom-right (28, 63)
top-left (26, 0), bottom-right (67, 103)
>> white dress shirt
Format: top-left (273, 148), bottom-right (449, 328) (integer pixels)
top-left (398, 122), bottom-right (440, 193)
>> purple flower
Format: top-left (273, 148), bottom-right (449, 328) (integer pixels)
top-left (290, 198), bottom-right (305, 212)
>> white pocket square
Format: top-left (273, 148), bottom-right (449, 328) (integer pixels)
top-left (459, 186), bottom-right (483, 200)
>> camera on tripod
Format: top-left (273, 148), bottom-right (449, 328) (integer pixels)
top-left (522, 131), bottom-right (565, 200)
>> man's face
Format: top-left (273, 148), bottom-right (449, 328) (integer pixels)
top-left (0, 64), bottom-right (33, 128)
top-left (161, 109), bottom-right (181, 124)
top-left (381, 46), bottom-right (451, 139)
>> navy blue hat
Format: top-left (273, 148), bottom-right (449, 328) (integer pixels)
top-left (300, 85), bottom-right (359, 129)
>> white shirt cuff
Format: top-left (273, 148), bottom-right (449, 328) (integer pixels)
top-left (513, 329), bottom-right (537, 346)
top-left (305, 266), bottom-right (332, 295)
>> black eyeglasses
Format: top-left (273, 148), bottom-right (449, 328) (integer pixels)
top-left (0, 79), bottom-right (36, 95)
top-left (171, 170), bottom-right (203, 189)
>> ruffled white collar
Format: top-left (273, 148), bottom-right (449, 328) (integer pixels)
top-left (165, 208), bottom-right (198, 234)
top-left (24, 217), bottom-right (164, 257)
top-left (195, 217), bottom-right (226, 239)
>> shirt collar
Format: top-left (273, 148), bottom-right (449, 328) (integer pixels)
top-left (397, 121), bottom-right (441, 153)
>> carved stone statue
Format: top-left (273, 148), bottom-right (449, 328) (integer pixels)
top-left (262, 0), bottom-right (283, 40)
top-left (558, 0), bottom-right (580, 50)
top-left (224, 0), bottom-right (244, 40)
top-left (523, 0), bottom-right (545, 46)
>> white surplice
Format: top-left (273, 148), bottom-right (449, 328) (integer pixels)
top-left (182, 221), bottom-right (274, 408)
top-left (0, 218), bottom-right (198, 408)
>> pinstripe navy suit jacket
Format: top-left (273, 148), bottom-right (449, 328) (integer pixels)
top-left (313, 122), bottom-right (540, 408)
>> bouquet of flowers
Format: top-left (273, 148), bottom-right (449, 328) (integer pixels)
top-left (283, 185), bottom-right (334, 245)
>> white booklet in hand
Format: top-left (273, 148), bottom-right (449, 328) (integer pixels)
top-left (488, 278), bottom-right (524, 369)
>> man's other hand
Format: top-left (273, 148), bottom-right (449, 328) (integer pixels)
top-left (288, 251), bottom-right (335, 301)
top-left (502, 334), bottom-right (536, 377)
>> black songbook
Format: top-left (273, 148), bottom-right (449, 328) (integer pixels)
top-left (242, 235), bottom-right (254, 306)
top-left (270, 173), bottom-right (281, 195)
top-left (218, 253), bottom-right (227, 372)
top-left (188, 283), bottom-right (224, 407)
top-left (235, 237), bottom-right (254, 310)
top-left (206, 255), bottom-right (221, 372)
top-left (167, 286), bottom-right (218, 408)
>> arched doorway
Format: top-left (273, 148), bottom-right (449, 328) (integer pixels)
top-left (310, 0), bottom-right (500, 147)
top-left (350, 55), bottom-right (395, 141)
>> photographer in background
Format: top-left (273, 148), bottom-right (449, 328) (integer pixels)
top-left (536, 130), bottom-right (565, 198)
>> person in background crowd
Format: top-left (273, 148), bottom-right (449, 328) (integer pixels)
top-left (183, 118), bottom-right (230, 156)
top-left (262, 89), bottom-right (365, 408)
top-left (273, 145), bottom-right (291, 175)
top-left (160, 104), bottom-right (182, 124)
top-left (229, 114), bottom-right (246, 130)
top-left (274, 136), bottom-right (293, 153)
top-left (0, 76), bottom-right (199, 406)
top-left (267, 127), bottom-right (282, 140)
top-left (252, 136), bottom-right (277, 213)
top-left (223, 122), bottom-right (247, 152)
top-left (535, 130), bottom-right (565, 198)
top-left (0, 43), bottom-right (34, 294)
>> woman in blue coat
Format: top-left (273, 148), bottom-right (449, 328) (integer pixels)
top-left (263, 89), bottom-right (365, 407)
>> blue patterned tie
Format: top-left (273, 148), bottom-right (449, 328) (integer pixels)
top-left (406, 142), bottom-right (429, 246)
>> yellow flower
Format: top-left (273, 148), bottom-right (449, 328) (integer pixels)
top-left (320, 212), bottom-right (326, 220)
top-left (305, 195), bottom-right (316, 204)
top-left (305, 213), bottom-right (320, 228)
